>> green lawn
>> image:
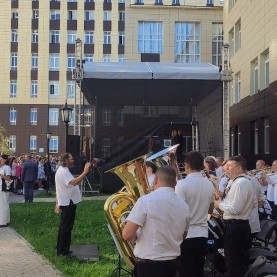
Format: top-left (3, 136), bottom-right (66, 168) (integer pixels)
top-left (10, 200), bottom-right (130, 277)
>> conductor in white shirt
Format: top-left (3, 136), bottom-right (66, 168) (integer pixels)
top-left (55, 153), bottom-right (91, 256)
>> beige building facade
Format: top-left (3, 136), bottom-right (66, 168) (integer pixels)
top-left (0, 0), bottom-right (223, 156)
top-left (224, 0), bottom-right (277, 167)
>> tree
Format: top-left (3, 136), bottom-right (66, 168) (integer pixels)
top-left (0, 125), bottom-right (14, 155)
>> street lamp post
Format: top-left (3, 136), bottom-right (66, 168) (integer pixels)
top-left (46, 130), bottom-right (52, 193)
top-left (61, 101), bottom-right (73, 153)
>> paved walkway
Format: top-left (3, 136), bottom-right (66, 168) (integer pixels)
top-left (0, 192), bottom-right (109, 277)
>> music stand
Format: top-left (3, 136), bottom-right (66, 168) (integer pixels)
top-left (110, 254), bottom-right (132, 277)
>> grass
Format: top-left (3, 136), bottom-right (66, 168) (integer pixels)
top-left (10, 200), bottom-right (130, 277)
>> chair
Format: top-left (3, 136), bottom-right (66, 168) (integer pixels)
top-left (244, 256), bottom-right (266, 277)
top-left (253, 218), bottom-right (277, 247)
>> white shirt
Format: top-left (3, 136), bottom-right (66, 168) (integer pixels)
top-left (248, 176), bottom-right (264, 233)
top-left (216, 166), bottom-right (223, 177)
top-left (267, 175), bottom-right (275, 202)
top-left (269, 174), bottom-right (277, 205)
top-left (175, 172), bottom-right (214, 239)
top-left (0, 165), bottom-right (12, 191)
top-left (147, 174), bottom-right (155, 189)
top-left (55, 166), bottom-right (82, 206)
top-left (127, 187), bottom-right (190, 260)
top-left (218, 175), bottom-right (229, 193)
top-left (219, 175), bottom-right (254, 220)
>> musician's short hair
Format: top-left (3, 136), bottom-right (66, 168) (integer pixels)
top-left (145, 161), bottom-right (157, 173)
top-left (156, 165), bottom-right (176, 186)
top-left (184, 151), bottom-right (204, 171)
top-left (228, 155), bottom-right (247, 170)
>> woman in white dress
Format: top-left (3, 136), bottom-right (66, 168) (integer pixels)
top-left (0, 154), bottom-right (12, 227)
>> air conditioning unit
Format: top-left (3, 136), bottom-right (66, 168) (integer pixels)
top-left (164, 139), bottom-right (172, 148)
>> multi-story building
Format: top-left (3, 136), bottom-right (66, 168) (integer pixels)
top-left (224, 0), bottom-right (277, 167)
top-left (0, 0), bottom-right (223, 158)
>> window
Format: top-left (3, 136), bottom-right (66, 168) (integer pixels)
top-left (175, 22), bottom-right (200, 63)
top-left (11, 52), bottom-right (17, 70)
top-left (118, 109), bottom-right (124, 126)
top-left (155, 0), bottom-right (163, 4)
top-left (11, 9), bottom-right (18, 19)
top-left (49, 136), bottom-right (59, 153)
top-left (68, 10), bottom-right (77, 20)
top-left (67, 54), bottom-right (75, 70)
top-left (84, 11), bottom-right (94, 21)
top-left (261, 50), bottom-right (269, 89)
top-left (237, 126), bottom-right (241, 155)
top-left (251, 59), bottom-right (259, 94)
top-left (49, 81), bottom-right (59, 97)
top-left (119, 11), bottom-right (125, 21)
top-left (10, 80), bottom-right (17, 98)
top-left (102, 138), bottom-right (111, 158)
top-left (138, 22), bottom-right (163, 54)
top-left (103, 11), bottom-right (111, 21)
top-left (119, 31), bottom-right (125, 45)
top-left (103, 54), bottom-right (111, 62)
top-left (84, 31), bottom-right (94, 44)
top-left (228, 28), bottom-right (234, 57)
top-left (234, 72), bottom-right (241, 103)
top-left (142, 106), bottom-right (158, 117)
top-left (33, 9), bottom-right (39, 19)
top-left (49, 108), bottom-right (59, 125)
top-left (235, 19), bottom-right (241, 52)
top-left (212, 23), bottom-right (223, 66)
top-left (9, 108), bottom-right (17, 125)
top-left (85, 0), bottom-right (94, 2)
top-left (135, 0), bottom-right (144, 3)
top-left (104, 32), bottom-right (111, 44)
top-left (49, 54), bottom-right (59, 71)
top-left (84, 54), bottom-right (94, 62)
top-left (11, 29), bottom-right (18, 42)
top-left (118, 0), bottom-right (125, 2)
top-left (9, 136), bottom-right (16, 152)
top-left (172, 0), bottom-right (180, 4)
top-left (67, 31), bottom-right (76, 44)
top-left (67, 81), bottom-right (75, 99)
top-left (254, 121), bottom-right (258, 155)
top-left (32, 30), bottom-right (38, 43)
top-left (30, 108), bottom-right (38, 125)
top-left (84, 107), bottom-right (92, 125)
top-left (50, 30), bottom-right (60, 43)
top-left (50, 10), bottom-right (60, 20)
top-left (229, 0), bottom-right (237, 10)
top-left (118, 54), bottom-right (125, 63)
top-left (31, 80), bottom-right (38, 98)
top-left (29, 136), bottom-right (37, 153)
top-left (31, 53), bottom-right (38, 70)
top-left (102, 107), bottom-right (111, 126)
top-left (264, 118), bottom-right (269, 154)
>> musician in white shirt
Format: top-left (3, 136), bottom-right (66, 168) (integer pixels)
top-left (218, 156), bottom-right (254, 277)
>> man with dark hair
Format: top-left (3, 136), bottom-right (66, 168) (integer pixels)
top-left (218, 155), bottom-right (254, 277)
top-left (22, 154), bottom-right (38, 203)
top-left (55, 153), bottom-right (91, 256)
top-left (175, 151), bottom-right (214, 277)
top-left (122, 166), bottom-right (190, 277)
top-left (145, 161), bottom-right (157, 189)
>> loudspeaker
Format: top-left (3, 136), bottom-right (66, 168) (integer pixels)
top-left (67, 135), bottom-right (80, 156)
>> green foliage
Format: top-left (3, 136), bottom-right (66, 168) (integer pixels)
top-left (10, 200), bottom-right (130, 277)
top-left (0, 124), bottom-right (14, 155)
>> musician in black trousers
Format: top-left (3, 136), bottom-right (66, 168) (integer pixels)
top-left (122, 166), bottom-right (190, 277)
top-left (218, 156), bottom-right (254, 277)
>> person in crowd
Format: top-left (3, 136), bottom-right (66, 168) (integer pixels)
top-left (0, 154), bottom-right (12, 227)
top-left (268, 160), bottom-right (277, 221)
top-left (175, 151), bottom-right (214, 277)
top-left (21, 154), bottom-right (38, 203)
top-left (55, 153), bottom-right (91, 256)
top-left (217, 156), bottom-right (254, 277)
top-left (171, 130), bottom-right (178, 146)
top-left (37, 157), bottom-right (46, 191)
top-left (218, 161), bottom-right (230, 198)
top-left (122, 166), bottom-right (190, 277)
top-left (215, 157), bottom-right (224, 176)
top-left (9, 156), bottom-right (17, 192)
top-left (204, 156), bottom-right (217, 177)
top-left (145, 161), bottom-right (157, 190)
top-left (15, 158), bottom-right (23, 195)
top-left (255, 159), bottom-right (268, 195)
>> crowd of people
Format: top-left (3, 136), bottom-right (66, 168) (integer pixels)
top-left (123, 151), bottom-right (277, 277)
top-left (0, 154), bottom-right (59, 226)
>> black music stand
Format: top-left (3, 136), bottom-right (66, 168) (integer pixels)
top-left (110, 254), bottom-right (132, 277)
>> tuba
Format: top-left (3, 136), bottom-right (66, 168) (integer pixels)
top-left (104, 146), bottom-right (181, 269)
